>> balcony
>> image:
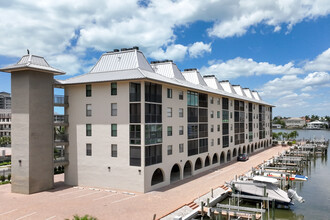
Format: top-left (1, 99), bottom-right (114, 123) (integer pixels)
top-left (54, 115), bottom-right (68, 126)
top-left (54, 95), bottom-right (68, 106)
top-left (54, 152), bottom-right (69, 166)
top-left (54, 133), bottom-right (69, 145)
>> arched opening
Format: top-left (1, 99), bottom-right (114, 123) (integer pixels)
top-left (170, 164), bottom-right (181, 183)
top-left (195, 158), bottom-right (202, 170)
top-left (247, 145), bottom-right (250, 154)
top-left (227, 150), bottom-right (231, 162)
top-left (255, 143), bottom-right (258, 150)
top-left (243, 146), bottom-right (246, 153)
top-left (264, 140), bottom-right (267, 147)
top-left (205, 156), bottom-right (210, 167)
top-left (251, 144), bottom-right (254, 153)
top-left (232, 148), bottom-right (237, 157)
top-left (212, 153), bottom-right (218, 164)
top-left (238, 147), bottom-right (242, 155)
top-left (261, 142), bottom-right (264, 148)
top-left (220, 152), bottom-right (225, 164)
top-left (151, 168), bottom-right (164, 186)
top-left (183, 161), bottom-right (192, 178)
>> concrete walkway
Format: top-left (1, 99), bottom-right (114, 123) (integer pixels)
top-left (0, 145), bottom-right (289, 220)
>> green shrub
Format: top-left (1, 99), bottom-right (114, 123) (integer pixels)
top-left (287, 142), bottom-right (292, 146)
top-left (66, 215), bottom-right (97, 220)
top-left (0, 175), bottom-right (5, 182)
top-left (7, 174), bottom-right (11, 181)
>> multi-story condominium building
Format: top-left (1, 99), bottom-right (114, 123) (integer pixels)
top-left (0, 92), bottom-right (11, 109)
top-left (0, 108), bottom-right (11, 140)
top-left (0, 47), bottom-right (273, 194)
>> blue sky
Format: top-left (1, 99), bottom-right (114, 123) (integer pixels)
top-left (1, 0), bottom-right (330, 117)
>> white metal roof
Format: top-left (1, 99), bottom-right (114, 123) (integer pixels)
top-left (57, 49), bottom-right (273, 106)
top-left (0, 54), bottom-right (65, 75)
top-left (232, 85), bottom-right (247, 97)
top-left (182, 69), bottom-right (208, 86)
top-left (252, 91), bottom-right (262, 100)
top-left (150, 61), bottom-right (186, 80)
top-left (243, 88), bottom-right (253, 99)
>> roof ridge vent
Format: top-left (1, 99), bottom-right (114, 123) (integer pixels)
top-left (203, 75), bottom-right (215, 77)
top-left (183, 68), bottom-right (197, 71)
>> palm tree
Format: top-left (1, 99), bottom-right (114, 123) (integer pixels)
top-left (290, 130), bottom-right (299, 140)
top-left (282, 132), bottom-right (289, 141)
top-left (277, 132), bottom-right (283, 141)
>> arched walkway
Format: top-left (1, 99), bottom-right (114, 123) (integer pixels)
top-left (205, 156), bottom-right (210, 167)
top-left (212, 153), bottom-right (218, 164)
top-left (243, 146), bottom-right (246, 154)
top-left (251, 144), bottom-right (254, 153)
top-left (255, 143), bottom-right (258, 150)
top-left (247, 145), bottom-right (250, 154)
top-left (266, 140), bottom-right (268, 147)
top-left (170, 164), bottom-right (181, 183)
top-left (227, 150), bottom-right (231, 162)
top-left (232, 148), bottom-right (237, 158)
top-left (220, 152), bottom-right (225, 164)
top-left (195, 158), bottom-right (202, 170)
top-left (238, 147), bottom-right (242, 155)
top-left (183, 161), bottom-right (192, 178)
top-left (151, 168), bottom-right (164, 186)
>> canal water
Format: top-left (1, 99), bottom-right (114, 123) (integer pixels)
top-left (215, 129), bottom-right (330, 220)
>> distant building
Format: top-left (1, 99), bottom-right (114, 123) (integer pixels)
top-left (272, 124), bottom-right (282, 129)
top-left (0, 92), bottom-right (11, 109)
top-left (306, 120), bottom-right (328, 129)
top-left (284, 117), bottom-right (306, 128)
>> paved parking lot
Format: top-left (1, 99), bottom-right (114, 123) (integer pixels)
top-left (0, 145), bottom-right (289, 220)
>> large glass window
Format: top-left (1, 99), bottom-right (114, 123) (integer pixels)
top-left (111, 83), bottom-right (117, 95)
top-left (222, 110), bottom-right (229, 122)
top-left (86, 84), bottom-right (91, 97)
top-left (199, 124), bottom-right (208, 138)
top-left (130, 103), bottom-right (141, 123)
top-left (188, 140), bottom-right (198, 156)
top-left (188, 124), bottom-right (198, 139)
top-left (199, 109), bottom-right (208, 122)
top-left (145, 103), bottom-right (162, 123)
top-left (130, 146), bottom-right (141, 166)
top-left (111, 103), bottom-right (117, 116)
top-left (86, 104), bottom-right (92, 117)
top-left (222, 98), bottom-right (228, 110)
top-left (86, 143), bottom-right (92, 156)
top-left (199, 93), bottom-right (208, 107)
top-left (199, 138), bottom-right (208, 153)
top-left (223, 136), bottom-right (229, 147)
top-left (145, 125), bottom-right (162, 145)
top-left (130, 83), bottom-right (141, 102)
top-left (86, 124), bottom-right (92, 136)
top-left (111, 124), bottom-right (117, 137)
top-left (187, 91), bottom-right (198, 106)
top-left (145, 82), bottom-right (162, 103)
top-left (130, 125), bottom-right (141, 144)
top-left (188, 107), bottom-right (198, 122)
top-left (222, 123), bottom-right (229, 135)
top-left (145, 144), bottom-right (162, 166)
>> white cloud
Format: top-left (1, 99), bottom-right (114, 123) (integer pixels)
top-left (200, 57), bottom-right (303, 79)
top-left (304, 48), bottom-right (330, 72)
top-left (188, 42), bottom-right (212, 58)
top-left (0, 0), bottom-right (330, 75)
top-left (149, 44), bottom-right (188, 61)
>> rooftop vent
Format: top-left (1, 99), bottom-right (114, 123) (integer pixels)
top-left (203, 75), bottom-right (215, 78)
top-left (220, 80), bottom-right (229, 82)
top-left (184, 68), bottom-right (197, 71)
top-left (132, 46), bottom-right (139, 50)
top-left (113, 49), bottom-right (120, 52)
top-left (150, 60), bottom-right (173, 64)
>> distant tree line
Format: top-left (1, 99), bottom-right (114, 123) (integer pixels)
top-left (272, 130), bottom-right (299, 141)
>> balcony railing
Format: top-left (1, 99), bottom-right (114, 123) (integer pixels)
top-left (54, 152), bottom-right (69, 163)
top-left (54, 115), bottom-right (68, 124)
top-left (54, 95), bottom-right (68, 105)
top-left (54, 133), bottom-right (69, 143)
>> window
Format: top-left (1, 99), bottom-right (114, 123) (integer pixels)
top-left (187, 91), bottom-right (198, 106)
top-left (167, 88), bottom-right (172, 98)
top-left (179, 91), bottom-right (184, 100)
top-left (217, 138), bottom-right (220, 145)
top-left (130, 83), bottom-right (141, 102)
top-left (111, 144), bottom-right (117, 157)
top-left (130, 125), bottom-right (141, 144)
top-left (111, 83), bottom-right (117, 95)
top-left (111, 124), bottom-right (117, 137)
top-left (217, 111), bottom-right (220, 118)
top-left (222, 98), bottom-right (228, 110)
top-left (211, 138), bottom-right (214, 146)
top-left (167, 126), bottom-right (172, 136)
top-left (179, 108), bottom-right (184, 118)
top-left (210, 97), bottom-right (214, 104)
top-left (188, 140), bottom-right (198, 156)
top-left (179, 126), bottom-right (184, 135)
top-left (86, 144), bottom-right (92, 156)
top-left (145, 82), bottom-right (162, 103)
top-left (188, 124), bottom-right (198, 139)
top-left (199, 108), bottom-right (208, 122)
top-left (111, 103), bottom-right (117, 116)
top-left (230, 136), bottom-right (233, 143)
top-left (210, 110), bottom-right (214, 118)
top-left (130, 146), bottom-right (141, 166)
top-left (145, 144), bottom-right (162, 166)
top-left (199, 124), bottom-right (208, 138)
top-left (167, 145), bottom-right (173, 155)
top-left (145, 103), bottom-right (161, 123)
top-left (130, 103), bottom-right (141, 123)
top-left (199, 93), bottom-right (208, 107)
top-left (86, 84), bottom-right (91, 97)
top-left (222, 123), bottom-right (229, 135)
top-left (86, 124), bottom-right (92, 136)
top-left (167, 107), bottom-right (172, 117)
top-left (217, 124), bottom-right (220, 132)
top-left (223, 136), bottom-right (229, 147)
top-left (222, 110), bottom-right (229, 122)
top-left (211, 125), bottom-right (214, 132)
top-left (188, 107), bottom-right (198, 122)
top-left (179, 143), bottom-right (184, 153)
top-left (199, 138), bottom-right (208, 153)
top-left (145, 125), bottom-right (162, 145)
top-left (86, 104), bottom-right (92, 117)
top-left (217, 98), bottom-right (220, 105)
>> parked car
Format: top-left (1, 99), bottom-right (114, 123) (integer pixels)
top-left (237, 153), bottom-right (249, 161)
